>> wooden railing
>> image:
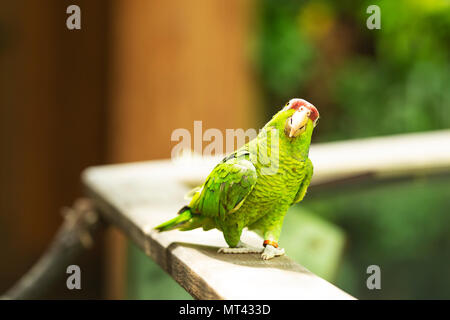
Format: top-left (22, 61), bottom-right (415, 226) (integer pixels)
top-left (82, 130), bottom-right (450, 300)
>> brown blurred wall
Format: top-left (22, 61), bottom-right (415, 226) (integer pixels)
top-left (0, 0), bottom-right (256, 298)
top-left (0, 1), bottom-right (109, 298)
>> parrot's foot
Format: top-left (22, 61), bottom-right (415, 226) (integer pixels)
top-left (217, 241), bottom-right (264, 254)
top-left (261, 244), bottom-right (285, 260)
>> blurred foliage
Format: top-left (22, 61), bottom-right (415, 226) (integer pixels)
top-left (257, 0), bottom-right (450, 141)
top-left (280, 207), bottom-right (345, 280)
top-left (257, 0), bottom-right (450, 298)
top-left (127, 242), bottom-right (192, 300)
top-left (305, 177), bottom-right (450, 299)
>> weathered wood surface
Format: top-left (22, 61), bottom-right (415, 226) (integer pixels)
top-left (310, 129), bottom-right (450, 183)
top-left (82, 161), bottom-right (354, 300)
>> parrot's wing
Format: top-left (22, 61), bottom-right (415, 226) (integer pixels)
top-left (292, 158), bottom-right (313, 205)
top-left (191, 150), bottom-right (257, 219)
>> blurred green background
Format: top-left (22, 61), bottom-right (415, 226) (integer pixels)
top-left (127, 0), bottom-right (450, 300)
top-left (256, 0), bottom-right (450, 299)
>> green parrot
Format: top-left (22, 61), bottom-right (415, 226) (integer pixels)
top-left (156, 98), bottom-right (319, 260)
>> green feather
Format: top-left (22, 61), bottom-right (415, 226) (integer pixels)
top-left (154, 208), bottom-right (192, 232)
top-left (155, 102), bottom-right (317, 249)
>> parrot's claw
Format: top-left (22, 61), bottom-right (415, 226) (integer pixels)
top-left (261, 245), bottom-right (285, 260)
top-left (217, 241), bottom-right (264, 254)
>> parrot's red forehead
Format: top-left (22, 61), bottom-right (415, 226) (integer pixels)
top-left (288, 99), bottom-right (319, 122)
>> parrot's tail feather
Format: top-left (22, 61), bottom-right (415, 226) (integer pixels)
top-left (177, 205), bottom-right (190, 215)
top-left (155, 207), bottom-right (192, 232)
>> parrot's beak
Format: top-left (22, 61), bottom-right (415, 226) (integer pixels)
top-left (286, 109), bottom-right (310, 138)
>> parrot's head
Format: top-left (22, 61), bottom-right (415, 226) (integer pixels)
top-left (277, 98), bottom-right (319, 140)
